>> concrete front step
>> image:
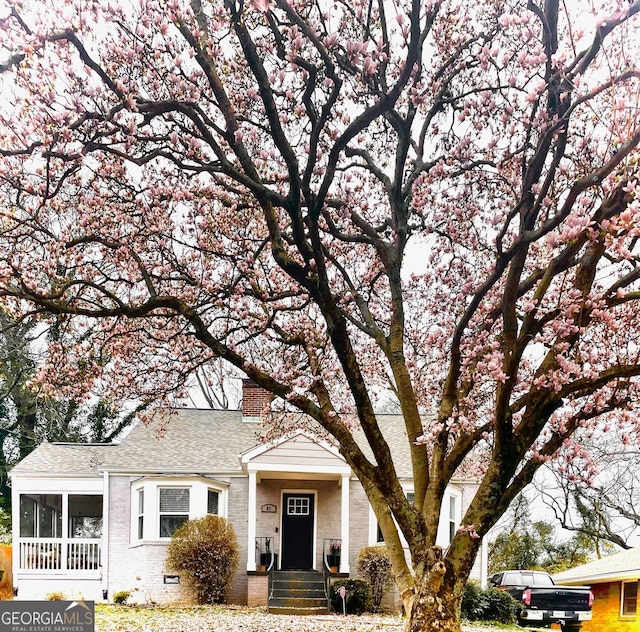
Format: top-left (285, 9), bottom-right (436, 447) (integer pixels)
top-left (268, 570), bottom-right (329, 615)
top-left (268, 606), bottom-right (330, 615)
top-left (269, 597), bottom-right (329, 608)
top-left (271, 588), bottom-right (326, 597)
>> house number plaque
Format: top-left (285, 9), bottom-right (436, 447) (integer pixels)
top-left (261, 504), bottom-right (277, 513)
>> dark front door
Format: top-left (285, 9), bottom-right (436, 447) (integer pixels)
top-left (281, 493), bottom-right (315, 570)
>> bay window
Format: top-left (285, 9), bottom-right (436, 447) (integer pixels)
top-left (133, 478), bottom-right (226, 541)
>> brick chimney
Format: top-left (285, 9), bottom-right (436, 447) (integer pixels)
top-left (241, 379), bottom-right (272, 420)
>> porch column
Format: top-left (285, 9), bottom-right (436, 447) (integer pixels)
top-left (247, 470), bottom-right (257, 571)
top-left (340, 473), bottom-right (350, 573)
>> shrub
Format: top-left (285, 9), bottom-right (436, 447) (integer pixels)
top-left (356, 545), bottom-right (393, 612)
top-left (166, 514), bottom-right (239, 604)
top-left (330, 578), bottom-right (372, 614)
top-left (460, 581), bottom-right (520, 624)
top-left (45, 592), bottom-right (65, 601)
top-left (112, 590), bottom-right (131, 605)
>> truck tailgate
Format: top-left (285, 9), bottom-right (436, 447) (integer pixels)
top-left (528, 586), bottom-right (591, 611)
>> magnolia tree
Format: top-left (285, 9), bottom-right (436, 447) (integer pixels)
top-left (1, 0), bottom-right (640, 629)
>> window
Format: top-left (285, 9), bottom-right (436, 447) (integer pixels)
top-left (159, 488), bottom-right (190, 537)
top-left (622, 581), bottom-right (638, 616)
top-left (133, 480), bottom-right (227, 542)
top-left (137, 490), bottom-right (144, 540)
top-left (448, 495), bottom-right (456, 543)
top-left (375, 490), bottom-right (413, 544)
top-left (207, 489), bottom-right (219, 515)
top-left (287, 496), bottom-right (310, 515)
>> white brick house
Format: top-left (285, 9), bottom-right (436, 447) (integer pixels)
top-left (9, 382), bottom-right (487, 605)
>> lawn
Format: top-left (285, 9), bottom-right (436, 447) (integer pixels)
top-left (94, 605), bottom-right (521, 632)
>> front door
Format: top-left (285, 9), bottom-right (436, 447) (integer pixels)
top-left (281, 493), bottom-right (315, 570)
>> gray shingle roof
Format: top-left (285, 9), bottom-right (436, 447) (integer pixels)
top-left (10, 409), bottom-right (261, 476)
top-left (9, 443), bottom-right (117, 476)
top-left (108, 409), bottom-right (260, 473)
top-left (9, 409), bottom-right (419, 479)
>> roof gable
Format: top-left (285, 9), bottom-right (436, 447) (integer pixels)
top-left (241, 431), bottom-right (347, 471)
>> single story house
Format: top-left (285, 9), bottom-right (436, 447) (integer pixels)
top-left (9, 381), bottom-right (487, 606)
top-left (554, 546), bottom-right (640, 632)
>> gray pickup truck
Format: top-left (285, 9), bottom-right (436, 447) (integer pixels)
top-left (488, 570), bottom-right (593, 631)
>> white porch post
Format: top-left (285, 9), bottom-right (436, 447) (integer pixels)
top-left (102, 471), bottom-right (110, 600)
top-left (340, 473), bottom-right (350, 573)
top-left (247, 470), bottom-right (257, 571)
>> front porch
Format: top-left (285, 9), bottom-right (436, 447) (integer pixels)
top-left (242, 433), bottom-right (353, 575)
top-left (242, 432), bottom-right (353, 608)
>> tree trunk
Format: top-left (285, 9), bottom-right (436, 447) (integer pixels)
top-left (403, 544), bottom-right (476, 632)
top-left (406, 571), bottom-right (463, 632)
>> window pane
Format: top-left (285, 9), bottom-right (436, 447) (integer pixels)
top-left (69, 495), bottom-right (103, 538)
top-left (137, 490), bottom-right (144, 539)
top-left (160, 515), bottom-right (188, 538)
top-left (623, 582), bottom-right (638, 616)
top-left (287, 497), bottom-right (309, 515)
top-left (207, 490), bottom-right (219, 515)
top-left (39, 502), bottom-right (61, 538)
top-left (406, 492), bottom-right (415, 506)
top-left (19, 496), bottom-right (36, 537)
top-left (159, 488), bottom-right (189, 512)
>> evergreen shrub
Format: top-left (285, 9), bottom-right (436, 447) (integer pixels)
top-left (460, 581), bottom-right (520, 624)
top-left (330, 578), bottom-right (372, 614)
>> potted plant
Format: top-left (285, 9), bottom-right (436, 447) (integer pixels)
top-left (328, 540), bottom-right (341, 573)
top-left (259, 538), bottom-right (271, 569)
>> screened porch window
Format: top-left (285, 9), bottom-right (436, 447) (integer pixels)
top-left (159, 488), bottom-right (190, 537)
top-left (18, 493), bottom-right (102, 571)
top-left (69, 494), bottom-right (103, 538)
top-left (19, 494), bottom-right (62, 538)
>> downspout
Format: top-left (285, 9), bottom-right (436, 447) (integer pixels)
top-left (102, 471), bottom-right (110, 601)
top-left (340, 474), bottom-right (350, 573)
top-left (480, 534), bottom-right (488, 588)
top-left (11, 478), bottom-right (18, 597)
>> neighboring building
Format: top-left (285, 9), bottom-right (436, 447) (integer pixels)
top-left (9, 381), bottom-right (487, 605)
top-left (554, 547), bottom-right (640, 632)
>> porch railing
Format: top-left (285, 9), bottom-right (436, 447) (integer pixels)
top-left (19, 538), bottom-right (101, 571)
